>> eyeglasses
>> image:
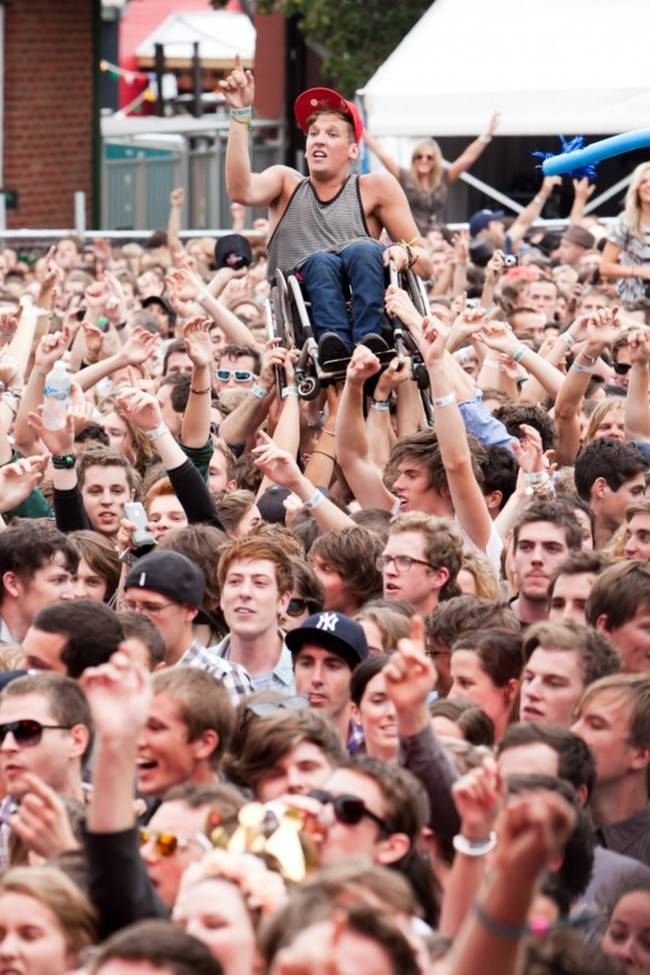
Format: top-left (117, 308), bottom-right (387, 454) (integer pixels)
top-left (310, 790), bottom-right (394, 834)
top-left (613, 362), bottom-right (631, 375)
top-left (121, 599), bottom-right (176, 616)
top-left (216, 369), bottom-right (256, 383)
top-left (286, 596), bottom-right (320, 618)
top-left (414, 154), bottom-right (435, 161)
top-left (139, 829), bottom-right (212, 858)
top-left (0, 719), bottom-right (73, 748)
top-left (376, 555), bottom-right (433, 573)
top-left (246, 695), bottom-right (309, 718)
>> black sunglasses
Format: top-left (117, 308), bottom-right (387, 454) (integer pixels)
top-left (310, 789), bottom-right (394, 834)
top-left (613, 362), bottom-right (631, 375)
top-left (286, 597), bottom-right (319, 617)
top-left (0, 719), bottom-right (73, 748)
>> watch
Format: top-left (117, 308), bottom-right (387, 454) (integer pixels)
top-left (51, 454), bottom-right (76, 470)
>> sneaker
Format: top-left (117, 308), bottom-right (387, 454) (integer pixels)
top-left (359, 332), bottom-right (390, 356)
top-left (318, 331), bottom-right (351, 369)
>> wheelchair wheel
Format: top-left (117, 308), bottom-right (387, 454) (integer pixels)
top-left (273, 270), bottom-right (297, 348)
top-left (298, 376), bottom-right (321, 400)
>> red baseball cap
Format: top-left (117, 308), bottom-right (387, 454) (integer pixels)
top-left (294, 87), bottom-right (364, 143)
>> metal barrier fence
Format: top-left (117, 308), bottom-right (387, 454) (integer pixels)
top-left (101, 118), bottom-right (285, 232)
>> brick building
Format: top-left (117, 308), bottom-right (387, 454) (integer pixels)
top-left (3, 0), bottom-right (96, 229)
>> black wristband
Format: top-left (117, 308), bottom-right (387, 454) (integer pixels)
top-left (51, 454), bottom-right (76, 470)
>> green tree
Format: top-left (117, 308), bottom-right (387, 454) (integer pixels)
top-left (212, 0), bottom-right (431, 95)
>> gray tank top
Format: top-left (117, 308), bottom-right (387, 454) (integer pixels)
top-left (266, 175), bottom-right (372, 279)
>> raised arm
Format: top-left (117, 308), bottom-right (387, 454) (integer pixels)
top-left (252, 431), bottom-right (354, 533)
top-left (363, 132), bottom-right (401, 179)
top-left (168, 266), bottom-right (260, 352)
top-left (625, 329), bottom-right (650, 441)
top-left (568, 177), bottom-right (595, 226)
top-left (180, 317), bottom-right (213, 449)
top-left (447, 112), bottom-right (500, 183)
top-left (335, 346), bottom-right (397, 511)
top-left (219, 54), bottom-right (290, 207)
top-left (554, 309), bottom-right (621, 464)
top-left (167, 187), bottom-right (185, 263)
top-left (508, 176), bottom-right (562, 248)
top-left (421, 318), bottom-right (493, 552)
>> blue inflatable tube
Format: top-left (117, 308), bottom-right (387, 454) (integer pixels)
top-left (542, 128), bottom-right (650, 176)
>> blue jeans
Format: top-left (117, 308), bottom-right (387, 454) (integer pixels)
top-left (300, 239), bottom-right (385, 347)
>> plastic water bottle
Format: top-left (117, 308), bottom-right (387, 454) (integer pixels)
top-left (42, 361), bottom-right (71, 431)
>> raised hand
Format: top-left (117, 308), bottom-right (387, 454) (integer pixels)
top-left (584, 306), bottom-right (622, 351)
top-left (628, 328), bottom-right (650, 366)
top-left (80, 648), bottom-right (152, 741)
top-left (384, 284), bottom-right (424, 331)
top-left (485, 111), bottom-right (501, 137)
top-left (0, 352), bottom-right (22, 391)
top-left (512, 423), bottom-right (544, 475)
top-left (541, 175), bottom-right (562, 196)
top-left (452, 757), bottom-right (503, 842)
top-left (218, 53), bottom-right (255, 109)
top-left (345, 344), bottom-right (381, 386)
top-left (115, 387), bottom-right (163, 432)
top-left (0, 310), bottom-right (19, 349)
top-left (167, 267), bottom-right (199, 305)
top-left (485, 249), bottom-right (506, 281)
top-left (494, 789), bottom-right (576, 881)
top-left (383, 616), bottom-right (436, 719)
top-left (572, 177), bottom-right (595, 202)
top-left (9, 772), bottom-right (79, 858)
top-left (84, 279), bottom-right (111, 312)
top-left (92, 238), bottom-right (113, 266)
top-left (183, 317), bottom-right (214, 369)
top-left (252, 430), bottom-right (302, 490)
top-left (421, 316), bottom-right (450, 366)
top-left (82, 321), bottom-right (105, 360)
top-left (374, 356), bottom-right (410, 400)
top-left (476, 321), bottom-right (518, 357)
top-left (259, 338), bottom-right (288, 391)
top-left (0, 455), bottom-right (49, 512)
top-left (120, 325), bottom-right (158, 367)
top-left (170, 187), bottom-right (184, 208)
top-left (452, 229), bottom-right (470, 263)
top-left (27, 382), bottom-right (88, 455)
top-left (33, 327), bottom-right (71, 376)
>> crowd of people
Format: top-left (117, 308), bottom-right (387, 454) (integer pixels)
top-left (0, 57), bottom-right (648, 975)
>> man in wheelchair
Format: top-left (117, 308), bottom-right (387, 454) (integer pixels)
top-left (220, 58), bottom-right (433, 367)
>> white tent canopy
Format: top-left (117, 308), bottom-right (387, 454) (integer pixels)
top-left (136, 12), bottom-right (255, 68)
top-left (359, 0), bottom-right (650, 136)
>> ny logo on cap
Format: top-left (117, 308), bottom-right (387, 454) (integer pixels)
top-left (315, 612), bottom-right (339, 633)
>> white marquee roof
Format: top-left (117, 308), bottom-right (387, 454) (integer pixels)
top-left (359, 0), bottom-right (650, 136)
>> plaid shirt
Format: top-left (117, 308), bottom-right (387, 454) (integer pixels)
top-left (0, 796), bottom-right (17, 870)
top-left (347, 718), bottom-right (365, 755)
top-left (178, 640), bottom-right (254, 705)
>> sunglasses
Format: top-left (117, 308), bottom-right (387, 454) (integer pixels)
top-left (139, 829), bottom-right (212, 858)
top-left (310, 790), bottom-right (394, 834)
top-left (414, 154), bottom-right (435, 161)
top-left (216, 369), bottom-right (256, 383)
top-left (286, 596), bottom-right (320, 617)
top-left (613, 362), bottom-right (631, 375)
top-left (0, 719), bottom-right (73, 748)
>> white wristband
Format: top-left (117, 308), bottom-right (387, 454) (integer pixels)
top-left (303, 487), bottom-right (326, 511)
top-left (281, 386), bottom-right (299, 399)
top-left (432, 391), bottom-right (457, 408)
top-left (371, 399), bottom-right (391, 411)
top-left (144, 422), bottom-right (169, 441)
top-left (559, 330), bottom-right (574, 348)
top-left (453, 831), bottom-right (497, 857)
top-left (197, 288), bottom-right (210, 304)
top-left (251, 383), bottom-right (269, 400)
top-left (479, 135), bottom-right (492, 145)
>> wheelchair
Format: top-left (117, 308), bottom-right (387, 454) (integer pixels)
top-left (264, 260), bottom-right (433, 423)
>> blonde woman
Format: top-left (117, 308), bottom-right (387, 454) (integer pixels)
top-left (364, 112), bottom-right (500, 234)
top-left (584, 396), bottom-right (626, 444)
top-left (602, 161), bottom-right (650, 302)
